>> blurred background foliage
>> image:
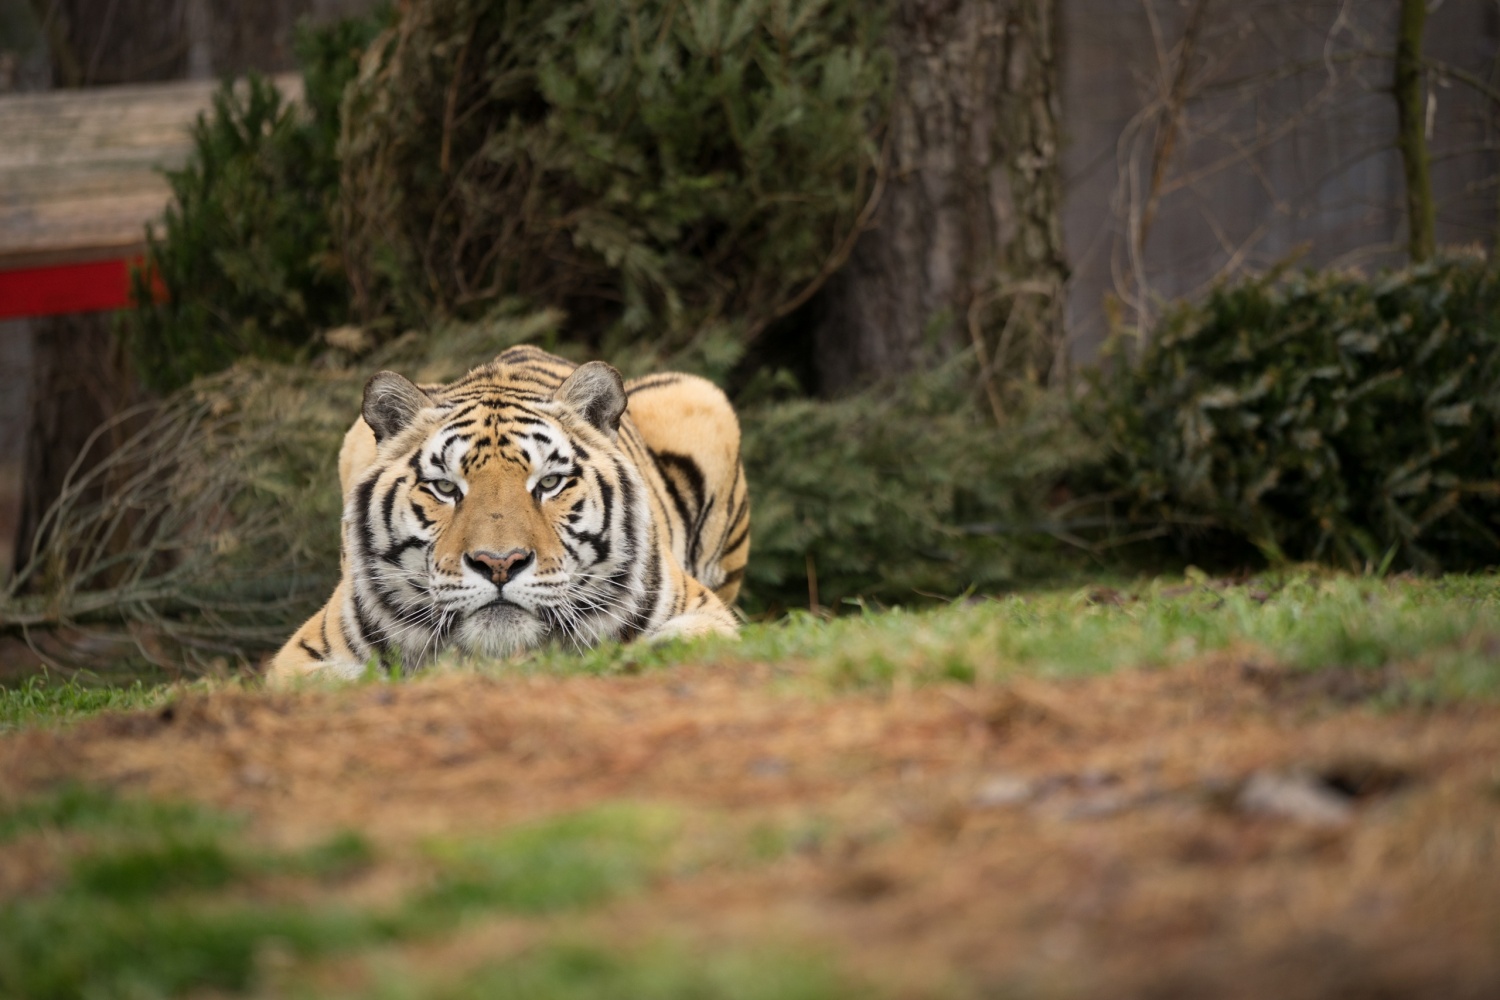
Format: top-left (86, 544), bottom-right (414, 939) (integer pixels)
top-left (337, 0), bottom-right (889, 377)
top-left (3, 0), bottom-right (1498, 671)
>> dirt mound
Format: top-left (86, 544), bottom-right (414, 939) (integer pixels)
top-left (3, 658), bottom-right (1499, 997)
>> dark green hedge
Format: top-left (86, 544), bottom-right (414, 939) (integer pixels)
top-left (1087, 255), bottom-right (1500, 571)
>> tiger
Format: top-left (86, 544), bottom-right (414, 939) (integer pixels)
top-left (265, 345), bottom-right (749, 683)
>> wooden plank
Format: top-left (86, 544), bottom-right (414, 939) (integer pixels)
top-left (0, 74), bottom-right (302, 270)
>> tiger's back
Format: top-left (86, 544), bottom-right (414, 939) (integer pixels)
top-left (620, 371), bottom-right (749, 607)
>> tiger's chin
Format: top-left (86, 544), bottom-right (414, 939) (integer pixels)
top-left (454, 603), bottom-right (550, 659)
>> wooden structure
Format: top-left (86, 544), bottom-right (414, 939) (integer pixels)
top-left (0, 74), bottom-right (301, 320)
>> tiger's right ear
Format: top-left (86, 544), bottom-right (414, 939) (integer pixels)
top-left (363, 371), bottom-right (433, 443)
top-left (555, 361), bottom-right (627, 439)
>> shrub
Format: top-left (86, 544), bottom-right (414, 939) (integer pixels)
top-left (123, 15), bottom-right (384, 393)
top-left (338, 0), bottom-right (889, 373)
top-left (740, 368), bottom-right (1093, 611)
top-left (1087, 254), bottom-right (1500, 571)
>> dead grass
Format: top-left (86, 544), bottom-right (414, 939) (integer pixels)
top-left (2, 653), bottom-right (1499, 998)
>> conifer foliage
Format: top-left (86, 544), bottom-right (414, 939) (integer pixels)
top-left (124, 17), bottom-right (381, 393)
top-left (339, 0), bottom-right (889, 371)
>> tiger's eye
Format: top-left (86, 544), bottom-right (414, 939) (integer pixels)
top-left (538, 474), bottom-right (563, 492)
top-left (430, 479), bottom-right (459, 497)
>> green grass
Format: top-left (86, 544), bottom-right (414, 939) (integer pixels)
top-left (2, 895), bottom-right (384, 1000)
top-left (71, 837), bottom-right (242, 899)
top-left (7, 573), bottom-right (1500, 734)
top-left (484, 571), bottom-right (1500, 702)
top-left (0, 783), bottom-right (233, 843)
top-left (415, 804), bottom-right (675, 919)
top-left (0, 789), bottom-right (715, 1000)
top-left (371, 941), bottom-right (857, 1000)
top-left (0, 675), bottom-right (171, 733)
top-left (0, 787), bottom-right (385, 999)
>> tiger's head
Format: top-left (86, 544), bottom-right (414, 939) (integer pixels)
top-left (344, 360), bottom-right (653, 663)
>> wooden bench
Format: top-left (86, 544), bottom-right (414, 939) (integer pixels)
top-left (0, 74), bottom-right (301, 319)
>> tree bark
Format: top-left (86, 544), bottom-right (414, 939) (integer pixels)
top-left (13, 317), bottom-right (143, 577)
top-left (1394, 0), bottom-right (1434, 263)
top-left (813, 0), bottom-right (1067, 402)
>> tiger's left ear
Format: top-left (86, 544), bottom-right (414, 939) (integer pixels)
top-left (555, 361), bottom-right (627, 439)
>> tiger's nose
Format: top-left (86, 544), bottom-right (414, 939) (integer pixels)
top-left (466, 548), bottom-right (534, 585)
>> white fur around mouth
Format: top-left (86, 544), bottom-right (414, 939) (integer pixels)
top-left (455, 603), bottom-right (549, 659)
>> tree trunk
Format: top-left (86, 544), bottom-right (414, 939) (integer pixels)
top-left (1394, 0), bottom-right (1434, 263)
top-left (13, 317), bottom-right (143, 578)
top-left (813, 0), bottom-right (1067, 405)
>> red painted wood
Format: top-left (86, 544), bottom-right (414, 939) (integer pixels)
top-left (0, 257), bottom-right (163, 320)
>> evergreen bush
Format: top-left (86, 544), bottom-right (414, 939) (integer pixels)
top-left (339, 0), bottom-right (889, 373)
top-left (123, 15), bottom-right (383, 393)
top-left (741, 369), bottom-right (1092, 611)
top-left (1087, 254), bottom-right (1500, 571)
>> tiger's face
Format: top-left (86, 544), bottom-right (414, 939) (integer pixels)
top-left (346, 361), bottom-right (650, 662)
